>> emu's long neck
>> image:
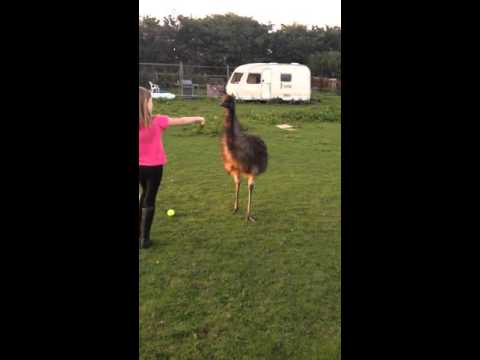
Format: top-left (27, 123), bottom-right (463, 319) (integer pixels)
top-left (224, 108), bottom-right (241, 142)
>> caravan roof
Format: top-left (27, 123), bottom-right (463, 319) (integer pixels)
top-left (232, 63), bottom-right (307, 73)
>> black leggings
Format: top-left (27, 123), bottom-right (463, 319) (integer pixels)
top-left (139, 165), bottom-right (164, 208)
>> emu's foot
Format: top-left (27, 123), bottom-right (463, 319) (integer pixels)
top-left (245, 215), bottom-right (256, 223)
top-left (232, 207), bottom-right (239, 214)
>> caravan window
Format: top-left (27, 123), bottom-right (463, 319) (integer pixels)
top-left (230, 72), bottom-right (243, 84)
top-left (281, 73), bottom-right (292, 82)
top-left (246, 73), bottom-right (261, 84)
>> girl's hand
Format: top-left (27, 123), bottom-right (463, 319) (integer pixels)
top-left (169, 116), bottom-right (206, 126)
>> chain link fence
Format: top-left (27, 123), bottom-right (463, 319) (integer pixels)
top-left (139, 62), bottom-right (234, 98)
top-left (139, 62), bottom-right (341, 98)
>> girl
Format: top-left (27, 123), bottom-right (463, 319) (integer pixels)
top-left (139, 86), bottom-right (205, 249)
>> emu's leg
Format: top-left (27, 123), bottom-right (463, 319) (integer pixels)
top-left (232, 172), bottom-right (241, 213)
top-left (246, 176), bottom-right (256, 222)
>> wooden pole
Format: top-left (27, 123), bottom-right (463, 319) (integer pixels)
top-left (179, 61), bottom-right (184, 97)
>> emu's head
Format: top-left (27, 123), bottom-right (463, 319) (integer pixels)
top-left (220, 94), bottom-right (236, 111)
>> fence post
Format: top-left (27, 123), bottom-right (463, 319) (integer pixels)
top-left (179, 61), bottom-right (184, 97)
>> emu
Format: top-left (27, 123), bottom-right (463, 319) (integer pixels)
top-left (220, 94), bottom-right (268, 222)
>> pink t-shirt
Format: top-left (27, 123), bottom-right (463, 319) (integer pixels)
top-left (139, 115), bottom-right (170, 166)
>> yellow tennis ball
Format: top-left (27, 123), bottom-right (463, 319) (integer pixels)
top-left (167, 209), bottom-right (175, 217)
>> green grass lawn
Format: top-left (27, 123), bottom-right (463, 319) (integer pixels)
top-left (140, 92), bottom-right (341, 359)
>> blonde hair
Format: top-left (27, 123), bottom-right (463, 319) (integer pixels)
top-left (139, 86), bottom-right (152, 128)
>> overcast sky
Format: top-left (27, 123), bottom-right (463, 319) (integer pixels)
top-left (139, 0), bottom-right (341, 28)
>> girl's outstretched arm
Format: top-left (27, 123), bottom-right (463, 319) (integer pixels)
top-left (169, 116), bottom-right (205, 126)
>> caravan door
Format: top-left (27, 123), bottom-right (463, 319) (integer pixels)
top-left (261, 69), bottom-right (272, 99)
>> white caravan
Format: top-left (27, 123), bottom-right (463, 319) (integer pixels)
top-left (226, 63), bottom-right (311, 101)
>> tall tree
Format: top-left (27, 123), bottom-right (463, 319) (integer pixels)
top-left (174, 13), bottom-right (272, 66)
top-left (307, 51), bottom-right (341, 78)
top-left (139, 15), bottom-right (178, 63)
top-left (139, 14), bottom-right (341, 77)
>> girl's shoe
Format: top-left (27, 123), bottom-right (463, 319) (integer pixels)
top-left (139, 207), bottom-right (155, 249)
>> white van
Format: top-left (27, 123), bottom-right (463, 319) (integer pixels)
top-left (226, 63), bottom-right (311, 101)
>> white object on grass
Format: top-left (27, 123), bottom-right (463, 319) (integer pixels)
top-left (276, 124), bottom-right (296, 131)
top-left (149, 81), bottom-right (176, 100)
top-left (151, 92), bottom-right (176, 100)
